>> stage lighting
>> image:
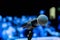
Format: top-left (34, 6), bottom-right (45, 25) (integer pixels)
top-left (21, 16), bottom-right (28, 24)
top-left (8, 35), bottom-right (13, 39)
top-left (16, 18), bottom-right (20, 23)
top-left (2, 30), bottom-right (8, 40)
top-left (39, 10), bottom-right (45, 15)
top-left (3, 18), bottom-right (6, 22)
top-left (6, 16), bottom-right (12, 21)
top-left (49, 7), bottom-right (56, 19)
top-left (2, 23), bottom-right (8, 28)
top-left (20, 34), bottom-right (24, 37)
top-left (0, 15), bottom-right (2, 21)
top-left (17, 27), bottom-right (24, 32)
top-left (58, 24), bottom-right (60, 30)
top-left (33, 33), bottom-right (37, 37)
top-left (6, 26), bottom-right (16, 35)
top-left (7, 22), bottom-right (12, 26)
top-left (21, 16), bottom-right (27, 21)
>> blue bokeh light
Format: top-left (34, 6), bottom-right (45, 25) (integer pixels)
top-left (6, 16), bottom-right (12, 21)
top-left (3, 18), bottom-right (6, 22)
top-left (2, 23), bottom-right (8, 28)
top-left (17, 27), bottom-right (24, 33)
top-left (33, 33), bottom-right (37, 37)
top-left (58, 24), bottom-right (60, 30)
top-left (0, 15), bottom-right (2, 21)
top-left (20, 34), bottom-right (24, 37)
top-left (39, 10), bottom-right (45, 15)
top-left (58, 16), bottom-right (60, 20)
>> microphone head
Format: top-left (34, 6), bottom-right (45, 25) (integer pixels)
top-left (37, 15), bottom-right (48, 26)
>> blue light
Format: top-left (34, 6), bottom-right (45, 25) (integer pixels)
top-left (16, 18), bottom-right (20, 23)
top-left (58, 16), bottom-right (60, 20)
top-left (39, 10), bottom-right (45, 15)
top-left (6, 26), bottom-right (16, 35)
top-left (49, 26), bottom-right (55, 32)
top-left (0, 15), bottom-right (2, 21)
top-left (20, 34), bottom-right (24, 37)
top-left (6, 16), bottom-right (12, 21)
top-left (3, 18), bottom-right (6, 22)
top-left (8, 35), bottom-right (13, 39)
top-left (20, 16), bottom-right (28, 24)
top-left (28, 17), bottom-right (32, 21)
top-left (17, 27), bottom-right (24, 32)
top-left (21, 16), bottom-right (26, 22)
top-left (7, 22), bottom-right (12, 26)
top-left (58, 24), bottom-right (60, 30)
top-left (2, 23), bottom-right (8, 28)
top-left (2, 30), bottom-right (8, 39)
top-left (48, 21), bottom-right (51, 24)
top-left (33, 33), bottom-right (37, 37)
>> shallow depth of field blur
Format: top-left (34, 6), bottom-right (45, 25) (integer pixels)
top-left (0, 7), bottom-right (60, 40)
top-left (0, 0), bottom-right (60, 40)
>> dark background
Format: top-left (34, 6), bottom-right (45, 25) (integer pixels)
top-left (0, 0), bottom-right (56, 16)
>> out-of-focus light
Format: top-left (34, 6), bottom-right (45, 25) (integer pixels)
top-left (20, 16), bottom-right (28, 24)
top-left (21, 16), bottom-right (26, 21)
top-left (39, 10), bottom-right (45, 15)
top-left (28, 17), bottom-right (33, 21)
top-left (8, 35), bottom-right (13, 38)
top-left (58, 24), bottom-right (60, 30)
top-left (2, 30), bottom-right (8, 39)
top-left (0, 15), bottom-right (2, 21)
top-left (13, 18), bottom-right (20, 24)
top-left (6, 26), bottom-right (15, 35)
top-left (20, 34), bottom-right (24, 37)
top-left (49, 7), bottom-right (56, 19)
top-left (6, 16), bottom-right (12, 21)
top-left (3, 18), bottom-right (6, 22)
top-left (2, 30), bottom-right (6, 35)
top-left (58, 16), bottom-right (60, 20)
top-left (2, 23), bottom-right (8, 28)
top-left (7, 22), bottom-right (12, 26)
top-left (48, 21), bottom-right (51, 24)
top-left (14, 16), bottom-right (17, 20)
top-left (33, 33), bottom-right (37, 37)
top-left (17, 27), bottom-right (23, 32)
top-left (16, 18), bottom-right (20, 23)
top-left (49, 26), bottom-right (55, 32)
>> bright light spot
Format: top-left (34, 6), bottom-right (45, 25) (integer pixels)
top-left (17, 27), bottom-right (23, 32)
top-left (49, 7), bottom-right (56, 19)
top-left (2, 23), bottom-right (7, 28)
top-left (0, 15), bottom-right (2, 21)
top-left (20, 34), bottom-right (24, 37)
top-left (7, 16), bottom-right (12, 21)
top-left (6, 26), bottom-right (15, 35)
top-left (58, 24), bottom-right (60, 30)
top-left (40, 10), bottom-right (45, 15)
top-left (9, 35), bottom-right (12, 38)
top-left (33, 33), bottom-right (37, 37)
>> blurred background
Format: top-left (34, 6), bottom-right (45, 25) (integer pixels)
top-left (0, 0), bottom-right (60, 40)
